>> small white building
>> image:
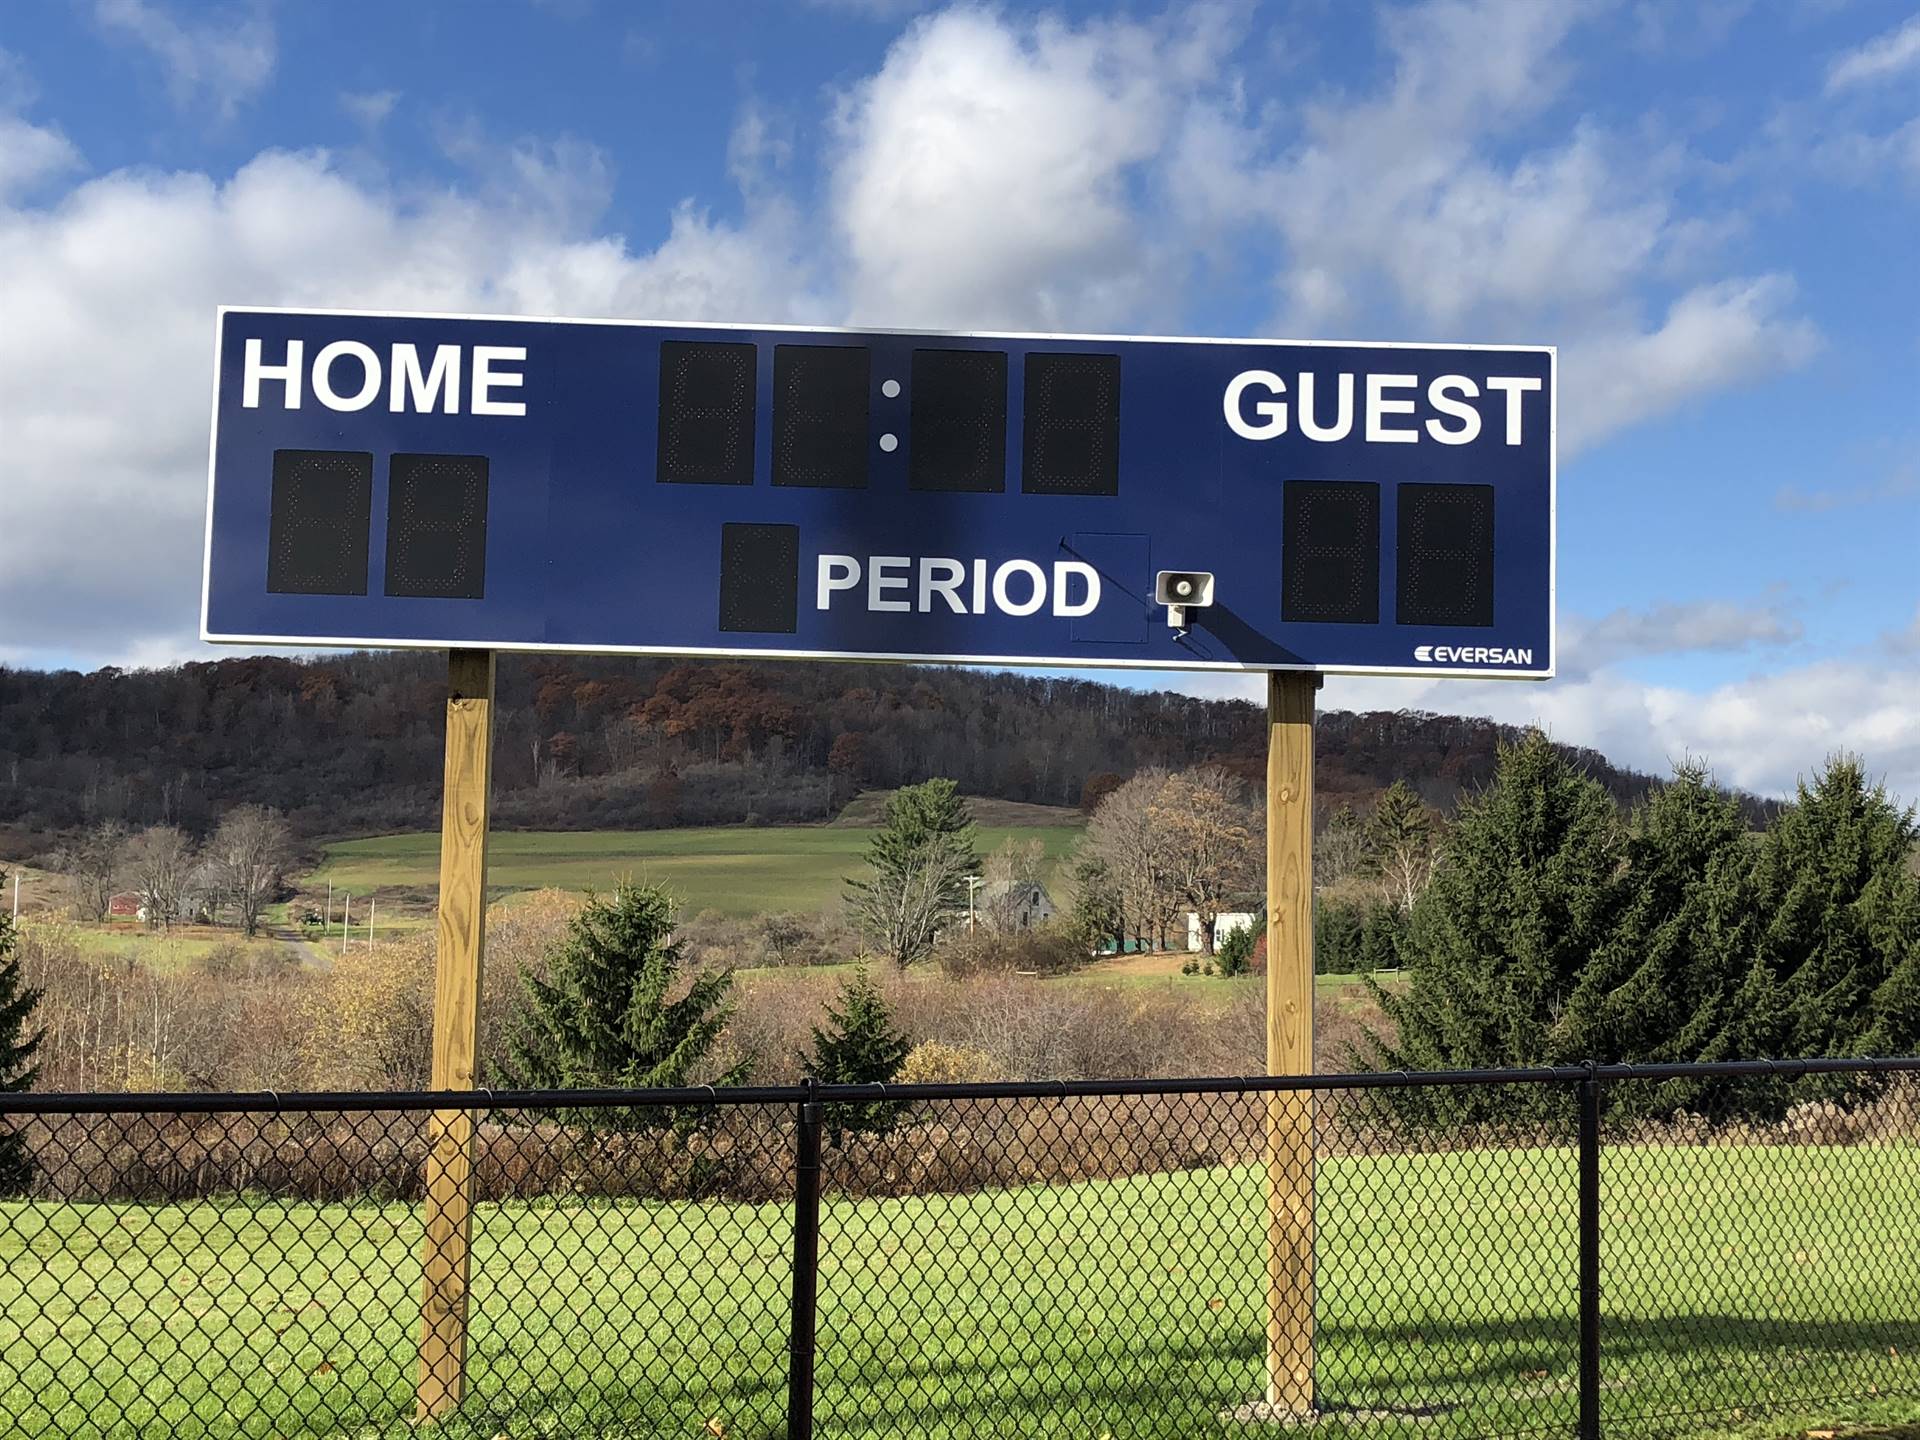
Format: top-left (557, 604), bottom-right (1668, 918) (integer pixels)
top-left (1187, 910), bottom-right (1256, 952)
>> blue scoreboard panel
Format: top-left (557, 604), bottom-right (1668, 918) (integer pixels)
top-left (202, 308), bottom-right (1554, 677)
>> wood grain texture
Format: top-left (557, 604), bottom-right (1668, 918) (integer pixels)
top-left (1265, 670), bottom-right (1318, 1413)
top-left (416, 649), bottom-right (495, 1421)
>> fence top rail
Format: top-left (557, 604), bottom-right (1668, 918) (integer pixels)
top-left (4, 1055), bottom-right (1919, 1116)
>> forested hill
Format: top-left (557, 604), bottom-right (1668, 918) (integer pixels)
top-left (0, 651), bottom-right (1695, 853)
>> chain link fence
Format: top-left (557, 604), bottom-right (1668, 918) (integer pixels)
top-left (2, 1059), bottom-right (1917, 1439)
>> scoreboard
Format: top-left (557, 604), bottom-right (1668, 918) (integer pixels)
top-left (202, 308), bottom-right (1554, 677)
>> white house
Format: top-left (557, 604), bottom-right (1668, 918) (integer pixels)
top-left (1186, 910), bottom-right (1256, 952)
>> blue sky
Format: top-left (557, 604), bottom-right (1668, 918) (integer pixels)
top-left (0, 0), bottom-right (1916, 798)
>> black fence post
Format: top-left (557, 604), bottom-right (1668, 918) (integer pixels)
top-left (789, 1077), bottom-right (823, 1440)
top-left (1577, 1062), bottom-right (1603, 1440)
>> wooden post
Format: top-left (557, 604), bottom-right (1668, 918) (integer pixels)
top-left (416, 650), bottom-right (496, 1422)
top-left (1264, 670), bottom-right (1318, 1414)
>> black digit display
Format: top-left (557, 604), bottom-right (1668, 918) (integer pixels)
top-left (384, 453), bottom-right (489, 600)
top-left (773, 345), bottom-right (869, 489)
top-left (909, 349), bottom-right (1007, 493)
top-left (267, 449), bottom-right (372, 596)
top-left (719, 523), bottom-right (800, 633)
top-left (1022, 352), bottom-right (1120, 495)
top-left (658, 341), bottom-right (756, 485)
top-left (1283, 481), bottom-right (1380, 624)
top-left (1398, 483), bottom-right (1495, 627)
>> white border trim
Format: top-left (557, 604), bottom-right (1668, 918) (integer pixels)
top-left (202, 306), bottom-right (1557, 682)
top-left (193, 630), bottom-right (1553, 680)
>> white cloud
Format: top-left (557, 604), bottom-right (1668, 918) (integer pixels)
top-left (1560, 277), bottom-right (1820, 452)
top-left (0, 49), bottom-right (82, 198)
top-left (340, 90), bottom-right (399, 133)
top-left (1570, 599), bottom-right (1803, 674)
top-left (1826, 13), bottom-right (1920, 91)
top-left (1178, 0), bottom-right (1818, 453)
top-left (94, 0), bottom-right (276, 119)
top-left (829, 7), bottom-right (1236, 330)
top-left (0, 115), bottom-right (83, 198)
top-left (1775, 460), bottom-right (1920, 512)
top-left (1156, 593), bottom-right (1918, 801)
top-left (0, 145), bottom-right (817, 668)
top-left (1316, 657), bottom-right (1920, 804)
top-left (804, 0), bottom-right (936, 20)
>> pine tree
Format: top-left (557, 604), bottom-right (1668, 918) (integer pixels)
top-left (1313, 897), bottom-right (1364, 974)
top-left (1574, 765), bottom-right (1757, 1115)
top-left (846, 779), bottom-right (978, 967)
top-left (0, 874), bottom-right (44, 1192)
top-left (799, 966), bottom-right (912, 1142)
top-left (1361, 732), bottom-right (1627, 1124)
top-left (1712, 757), bottom-right (1919, 1067)
top-left (1357, 899), bottom-right (1406, 973)
top-left (507, 881), bottom-right (747, 1130)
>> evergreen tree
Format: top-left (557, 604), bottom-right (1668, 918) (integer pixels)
top-left (1583, 764), bottom-right (1755, 1059)
top-left (0, 874), bottom-right (44, 1192)
top-left (1574, 765), bottom-right (1757, 1115)
top-left (1314, 897), bottom-right (1365, 974)
top-left (508, 881), bottom-right (747, 1130)
top-left (1710, 757), bottom-right (1919, 1069)
top-left (799, 966), bottom-right (912, 1142)
top-left (1357, 899), bottom-right (1406, 973)
top-left (846, 779), bottom-right (978, 967)
top-left (1361, 732), bottom-right (1627, 1122)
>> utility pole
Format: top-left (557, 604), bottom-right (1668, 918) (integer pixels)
top-left (341, 894), bottom-right (350, 956)
top-left (368, 896), bottom-right (376, 952)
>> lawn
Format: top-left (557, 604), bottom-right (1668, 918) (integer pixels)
top-left (3, 1141), bottom-right (1917, 1439)
top-left (310, 824), bottom-right (1085, 916)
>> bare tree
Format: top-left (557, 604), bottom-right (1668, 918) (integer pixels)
top-left (121, 826), bottom-right (195, 932)
top-left (1080, 769), bottom-right (1181, 950)
top-left (1149, 767), bottom-right (1260, 953)
top-left (208, 806), bottom-right (293, 937)
top-left (54, 822), bottom-right (125, 921)
top-left (1314, 803), bottom-right (1370, 890)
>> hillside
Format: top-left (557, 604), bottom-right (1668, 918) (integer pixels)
top-left (0, 651), bottom-right (1734, 859)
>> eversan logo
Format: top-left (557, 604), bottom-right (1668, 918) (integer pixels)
top-left (1414, 644), bottom-right (1534, 667)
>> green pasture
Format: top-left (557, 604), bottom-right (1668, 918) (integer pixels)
top-left (311, 825), bottom-right (1084, 916)
top-left (4, 1140), bottom-right (1917, 1439)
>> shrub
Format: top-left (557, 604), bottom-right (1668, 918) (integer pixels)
top-left (936, 923), bottom-right (1083, 979)
top-left (1215, 922), bottom-right (1257, 977)
top-left (896, 1041), bottom-right (1003, 1086)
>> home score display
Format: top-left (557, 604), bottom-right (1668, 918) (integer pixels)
top-left (202, 308), bottom-right (1555, 677)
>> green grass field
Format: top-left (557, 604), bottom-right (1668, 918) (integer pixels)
top-left (312, 825), bottom-right (1084, 916)
top-left (4, 1141), bottom-right (1917, 1439)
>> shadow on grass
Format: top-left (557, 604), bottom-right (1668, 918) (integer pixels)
top-left (774, 1312), bottom-right (1920, 1439)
